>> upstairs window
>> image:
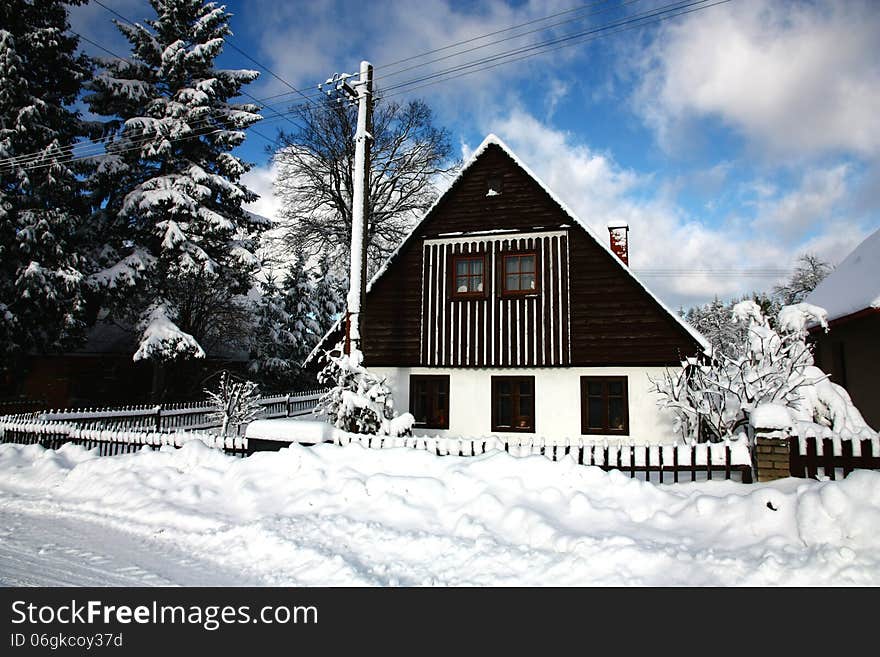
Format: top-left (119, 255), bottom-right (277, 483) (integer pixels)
top-left (410, 375), bottom-right (449, 429)
top-left (580, 377), bottom-right (628, 435)
top-left (452, 254), bottom-right (485, 299)
top-left (486, 173), bottom-right (503, 197)
top-left (502, 253), bottom-right (538, 295)
top-left (492, 376), bottom-right (535, 432)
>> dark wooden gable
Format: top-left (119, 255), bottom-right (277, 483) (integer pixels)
top-left (326, 141), bottom-right (703, 367)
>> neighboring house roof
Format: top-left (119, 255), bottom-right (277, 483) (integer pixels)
top-left (307, 133), bottom-right (709, 364)
top-left (805, 226), bottom-right (880, 324)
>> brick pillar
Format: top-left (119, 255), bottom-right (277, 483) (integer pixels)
top-left (754, 433), bottom-right (791, 482)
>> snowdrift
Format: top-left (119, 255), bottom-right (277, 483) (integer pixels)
top-left (1, 440), bottom-right (879, 585)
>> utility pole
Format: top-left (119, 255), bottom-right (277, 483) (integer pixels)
top-left (321, 61), bottom-right (373, 356)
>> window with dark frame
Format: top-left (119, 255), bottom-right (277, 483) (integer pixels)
top-left (491, 376), bottom-right (535, 433)
top-left (451, 253), bottom-right (486, 298)
top-left (501, 253), bottom-right (538, 295)
top-left (580, 377), bottom-right (628, 435)
top-left (410, 375), bottom-right (450, 429)
top-left (486, 173), bottom-right (503, 196)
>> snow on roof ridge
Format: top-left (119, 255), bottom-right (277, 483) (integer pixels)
top-left (306, 133), bottom-right (709, 364)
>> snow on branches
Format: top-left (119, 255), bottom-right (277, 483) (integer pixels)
top-left (653, 301), bottom-right (876, 444)
top-left (204, 371), bottom-right (264, 438)
top-left (133, 304), bottom-right (205, 363)
top-left (85, 0), bottom-right (265, 364)
top-left (317, 345), bottom-right (414, 437)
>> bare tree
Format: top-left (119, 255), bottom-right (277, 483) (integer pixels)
top-left (272, 97), bottom-right (459, 274)
top-left (773, 253), bottom-right (833, 305)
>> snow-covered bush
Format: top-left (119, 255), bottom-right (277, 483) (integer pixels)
top-left (317, 344), bottom-right (414, 436)
top-left (205, 372), bottom-right (264, 437)
top-left (654, 301), bottom-right (877, 443)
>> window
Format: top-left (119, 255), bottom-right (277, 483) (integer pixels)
top-left (410, 375), bottom-right (450, 429)
top-left (491, 376), bottom-right (535, 432)
top-left (451, 254), bottom-right (486, 298)
top-left (502, 253), bottom-right (538, 295)
top-left (486, 173), bottom-right (503, 197)
top-left (580, 377), bottom-right (628, 435)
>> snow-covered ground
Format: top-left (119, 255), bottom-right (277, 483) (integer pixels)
top-left (1, 440), bottom-right (879, 586)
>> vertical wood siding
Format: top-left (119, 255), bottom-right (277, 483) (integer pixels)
top-left (338, 144), bottom-right (702, 368)
top-left (420, 232), bottom-right (570, 367)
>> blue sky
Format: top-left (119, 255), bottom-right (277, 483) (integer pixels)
top-left (69, 0), bottom-right (880, 309)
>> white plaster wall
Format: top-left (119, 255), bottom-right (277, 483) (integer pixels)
top-left (372, 366), bottom-right (679, 444)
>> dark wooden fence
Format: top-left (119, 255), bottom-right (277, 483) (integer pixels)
top-left (790, 435), bottom-right (880, 480)
top-left (324, 434), bottom-right (754, 484)
top-left (0, 421), bottom-right (249, 457)
top-left (0, 388), bottom-right (327, 433)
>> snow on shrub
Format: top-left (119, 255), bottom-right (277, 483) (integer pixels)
top-left (133, 304), bottom-right (205, 362)
top-left (653, 301), bottom-right (877, 443)
top-left (317, 344), bottom-right (414, 436)
top-left (205, 371), bottom-right (264, 437)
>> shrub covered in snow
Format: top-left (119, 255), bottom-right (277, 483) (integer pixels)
top-left (317, 344), bottom-right (414, 436)
top-left (205, 371), bottom-right (264, 437)
top-left (654, 301), bottom-right (877, 443)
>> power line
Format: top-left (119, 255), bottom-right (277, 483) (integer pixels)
top-left (378, 0), bottom-right (720, 96)
top-left (2, 0), bottom-right (692, 168)
top-left (88, 0), bottom-right (307, 135)
top-left (3, 0), bottom-right (730, 173)
top-left (374, 0), bottom-right (644, 83)
top-left (372, 0), bottom-right (730, 104)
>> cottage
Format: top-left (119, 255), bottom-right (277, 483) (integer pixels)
top-left (311, 135), bottom-right (709, 442)
top-left (805, 227), bottom-right (880, 430)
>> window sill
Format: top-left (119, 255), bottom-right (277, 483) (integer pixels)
top-left (499, 291), bottom-right (540, 299)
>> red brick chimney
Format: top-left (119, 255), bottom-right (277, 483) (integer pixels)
top-left (607, 220), bottom-right (629, 265)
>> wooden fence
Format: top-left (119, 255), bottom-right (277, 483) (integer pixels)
top-left (790, 435), bottom-right (880, 480)
top-left (0, 388), bottom-right (327, 433)
top-left (0, 420), bottom-right (248, 457)
top-left (320, 434), bottom-right (755, 484)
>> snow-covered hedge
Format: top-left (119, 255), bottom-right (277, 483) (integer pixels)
top-left (654, 301), bottom-right (877, 444)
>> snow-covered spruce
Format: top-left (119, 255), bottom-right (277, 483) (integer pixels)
top-left (653, 301), bottom-right (877, 443)
top-left (0, 1), bottom-right (93, 357)
top-left (84, 0), bottom-right (265, 368)
top-left (317, 344), bottom-right (414, 436)
top-left (249, 250), bottom-right (322, 390)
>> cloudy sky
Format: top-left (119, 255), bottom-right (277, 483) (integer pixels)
top-left (70, 0), bottom-right (880, 309)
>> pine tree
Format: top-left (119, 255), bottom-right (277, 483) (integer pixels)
top-left (0, 0), bottom-right (92, 361)
top-left (85, 0), bottom-right (265, 397)
top-left (249, 251), bottom-right (320, 390)
top-left (311, 252), bottom-right (344, 338)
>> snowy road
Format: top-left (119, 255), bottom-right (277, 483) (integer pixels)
top-left (0, 507), bottom-right (254, 586)
top-left (1, 441), bottom-right (879, 586)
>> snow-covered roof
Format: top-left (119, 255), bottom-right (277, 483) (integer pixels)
top-left (805, 226), bottom-right (880, 323)
top-left (306, 134), bottom-right (709, 364)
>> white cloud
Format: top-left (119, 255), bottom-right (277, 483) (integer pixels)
top-left (476, 109), bottom-right (875, 309)
top-left (631, 0), bottom-right (880, 159)
top-left (242, 163), bottom-right (282, 224)
top-left (241, 0), bottom-right (587, 121)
